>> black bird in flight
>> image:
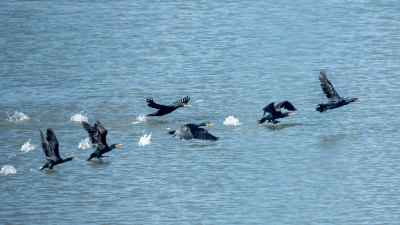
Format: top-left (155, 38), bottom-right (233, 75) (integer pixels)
top-left (146, 96), bottom-right (191, 116)
top-left (39, 128), bottom-right (75, 169)
top-left (258, 101), bottom-right (297, 124)
top-left (316, 71), bottom-right (359, 112)
top-left (82, 120), bottom-right (122, 161)
top-left (169, 122), bottom-right (219, 141)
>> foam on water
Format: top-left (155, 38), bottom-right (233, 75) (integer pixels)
top-left (1, 165), bottom-right (17, 175)
top-left (7, 111), bottom-right (30, 122)
top-left (21, 139), bottom-right (37, 152)
top-left (138, 133), bottom-right (152, 146)
top-left (132, 115), bottom-right (147, 124)
top-left (70, 113), bottom-right (89, 123)
top-left (78, 138), bottom-right (92, 150)
top-left (223, 116), bottom-right (241, 126)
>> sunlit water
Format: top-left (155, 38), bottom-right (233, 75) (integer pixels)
top-left (1, 1), bottom-right (400, 224)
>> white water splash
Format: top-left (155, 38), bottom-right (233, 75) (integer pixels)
top-left (223, 116), bottom-right (241, 126)
top-left (78, 138), bottom-right (92, 150)
top-left (1, 165), bottom-right (17, 175)
top-left (138, 133), bottom-right (152, 146)
top-left (7, 111), bottom-right (30, 122)
top-left (132, 115), bottom-right (147, 124)
top-left (70, 113), bottom-right (89, 123)
top-left (21, 140), bottom-right (37, 152)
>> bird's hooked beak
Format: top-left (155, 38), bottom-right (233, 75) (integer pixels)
top-left (206, 122), bottom-right (214, 126)
top-left (355, 98), bottom-right (360, 102)
top-left (72, 157), bottom-right (76, 161)
top-left (288, 113), bottom-right (295, 116)
top-left (115, 144), bottom-right (122, 148)
top-left (184, 104), bottom-right (191, 107)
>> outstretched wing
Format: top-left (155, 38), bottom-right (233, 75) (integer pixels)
top-left (192, 128), bottom-right (219, 141)
top-left (171, 96), bottom-right (190, 105)
top-left (262, 102), bottom-right (277, 116)
top-left (319, 71), bottom-right (341, 101)
top-left (82, 121), bottom-right (98, 144)
top-left (94, 121), bottom-right (108, 146)
top-left (275, 101), bottom-right (297, 112)
top-left (40, 129), bottom-right (60, 160)
top-left (147, 97), bottom-right (166, 109)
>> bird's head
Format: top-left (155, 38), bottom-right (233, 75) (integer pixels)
top-left (199, 122), bottom-right (213, 127)
top-left (284, 112), bottom-right (295, 117)
top-left (346, 98), bottom-right (359, 104)
top-left (65, 157), bottom-right (76, 162)
top-left (110, 143), bottom-right (122, 150)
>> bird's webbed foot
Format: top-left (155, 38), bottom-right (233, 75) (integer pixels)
top-left (272, 120), bottom-right (280, 124)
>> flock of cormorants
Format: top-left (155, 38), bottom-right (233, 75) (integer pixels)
top-left (39, 71), bottom-right (359, 169)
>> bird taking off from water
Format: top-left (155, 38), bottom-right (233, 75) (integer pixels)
top-left (39, 129), bottom-right (76, 169)
top-left (82, 120), bottom-right (122, 161)
top-left (146, 96), bottom-right (191, 117)
top-left (258, 101), bottom-right (296, 124)
top-left (316, 71), bottom-right (359, 112)
top-left (169, 122), bottom-right (219, 141)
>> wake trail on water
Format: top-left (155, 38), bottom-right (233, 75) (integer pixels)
top-left (70, 112), bottom-right (89, 123)
top-left (223, 116), bottom-right (241, 126)
top-left (21, 139), bottom-right (37, 152)
top-left (1, 165), bottom-right (17, 175)
top-left (132, 115), bottom-right (147, 124)
top-left (138, 133), bottom-right (152, 146)
top-left (7, 111), bottom-right (32, 122)
top-left (78, 138), bottom-right (92, 150)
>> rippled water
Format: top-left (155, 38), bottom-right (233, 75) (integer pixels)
top-left (1, 1), bottom-right (400, 224)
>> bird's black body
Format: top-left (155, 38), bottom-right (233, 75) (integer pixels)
top-left (169, 122), bottom-right (218, 141)
top-left (258, 101), bottom-right (296, 124)
top-left (39, 129), bottom-right (75, 169)
top-left (82, 120), bottom-right (121, 161)
top-left (146, 96), bottom-right (191, 116)
top-left (316, 71), bottom-right (359, 112)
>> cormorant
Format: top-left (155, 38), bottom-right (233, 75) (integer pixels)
top-left (169, 122), bottom-right (219, 141)
top-left (258, 101), bottom-right (297, 124)
top-left (146, 96), bottom-right (191, 116)
top-left (316, 71), bottom-right (359, 112)
top-left (82, 120), bottom-right (122, 161)
top-left (39, 128), bottom-right (75, 169)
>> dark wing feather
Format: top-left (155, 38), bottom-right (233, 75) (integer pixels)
top-left (171, 96), bottom-right (190, 105)
top-left (192, 128), bottom-right (219, 141)
top-left (275, 101), bottom-right (297, 112)
top-left (262, 102), bottom-right (277, 116)
top-left (319, 71), bottom-right (341, 101)
top-left (82, 121), bottom-right (98, 144)
top-left (147, 97), bottom-right (165, 109)
top-left (94, 121), bottom-right (108, 146)
top-left (40, 129), bottom-right (60, 160)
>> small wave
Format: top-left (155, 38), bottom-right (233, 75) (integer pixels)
top-left (78, 138), bottom-right (92, 150)
top-left (138, 133), bottom-right (152, 146)
top-left (21, 139), bottom-right (37, 152)
top-left (223, 116), bottom-right (241, 126)
top-left (132, 115), bottom-right (147, 124)
top-left (70, 113), bottom-right (89, 123)
top-left (1, 165), bottom-right (17, 175)
top-left (7, 111), bottom-right (30, 122)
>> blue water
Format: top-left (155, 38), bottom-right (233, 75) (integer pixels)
top-left (1, 1), bottom-right (400, 224)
